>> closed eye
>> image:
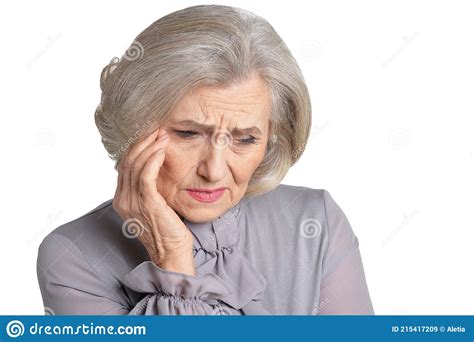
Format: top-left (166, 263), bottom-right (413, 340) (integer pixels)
top-left (237, 136), bottom-right (257, 145)
top-left (174, 130), bottom-right (258, 146)
top-left (174, 130), bottom-right (199, 138)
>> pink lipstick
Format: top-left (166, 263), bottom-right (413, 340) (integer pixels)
top-left (186, 188), bottom-right (226, 203)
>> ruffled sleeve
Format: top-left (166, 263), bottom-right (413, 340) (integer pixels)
top-left (121, 260), bottom-right (233, 315)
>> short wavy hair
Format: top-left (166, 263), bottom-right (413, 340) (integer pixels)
top-left (94, 4), bottom-right (311, 198)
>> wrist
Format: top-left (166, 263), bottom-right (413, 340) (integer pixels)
top-left (157, 258), bottom-right (196, 276)
top-left (152, 244), bottom-right (196, 276)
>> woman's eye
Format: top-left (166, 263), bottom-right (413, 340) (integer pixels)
top-left (237, 136), bottom-right (257, 145)
top-left (175, 130), bottom-right (199, 139)
top-left (174, 130), bottom-right (257, 145)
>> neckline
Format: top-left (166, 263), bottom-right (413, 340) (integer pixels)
top-left (181, 201), bottom-right (244, 252)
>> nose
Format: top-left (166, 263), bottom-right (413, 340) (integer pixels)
top-left (196, 140), bottom-right (228, 183)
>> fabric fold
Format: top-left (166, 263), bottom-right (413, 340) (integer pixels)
top-left (192, 246), bottom-right (269, 313)
top-left (121, 260), bottom-right (232, 304)
top-left (121, 200), bottom-right (271, 314)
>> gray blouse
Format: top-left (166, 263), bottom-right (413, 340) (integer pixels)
top-left (36, 184), bottom-right (374, 315)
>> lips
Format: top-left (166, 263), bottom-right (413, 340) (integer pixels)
top-left (186, 188), bottom-right (226, 203)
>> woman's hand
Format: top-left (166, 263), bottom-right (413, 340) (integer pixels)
top-left (112, 127), bottom-right (196, 276)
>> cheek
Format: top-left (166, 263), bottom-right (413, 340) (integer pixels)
top-left (230, 145), bottom-right (267, 183)
top-left (245, 142), bottom-right (267, 167)
top-left (156, 144), bottom-right (197, 204)
top-left (159, 143), bottom-right (197, 181)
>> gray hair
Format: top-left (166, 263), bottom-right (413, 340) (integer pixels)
top-left (94, 4), bottom-right (311, 198)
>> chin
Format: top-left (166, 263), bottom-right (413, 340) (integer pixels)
top-left (185, 211), bottom-right (220, 223)
top-left (177, 201), bottom-right (229, 223)
top-left (172, 191), bottom-right (233, 222)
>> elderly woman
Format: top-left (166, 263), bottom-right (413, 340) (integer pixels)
top-left (37, 5), bottom-right (374, 315)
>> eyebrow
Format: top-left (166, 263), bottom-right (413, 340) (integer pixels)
top-left (170, 120), bottom-right (262, 136)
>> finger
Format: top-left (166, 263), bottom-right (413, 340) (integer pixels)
top-left (139, 146), bottom-right (169, 208)
top-left (130, 130), bottom-right (169, 192)
top-left (120, 127), bottom-right (161, 189)
top-left (121, 128), bottom-right (162, 212)
top-left (130, 132), bottom-right (170, 213)
top-left (124, 128), bottom-right (162, 169)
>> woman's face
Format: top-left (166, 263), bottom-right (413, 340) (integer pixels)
top-left (157, 72), bottom-right (271, 223)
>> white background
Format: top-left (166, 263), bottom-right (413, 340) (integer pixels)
top-left (1, 0), bottom-right (473, 314)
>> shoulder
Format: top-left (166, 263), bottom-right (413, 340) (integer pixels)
top-left (37, 199), bottom-right (149, 286)
top-left (42, 199), bottom-right (115, 242)
top-left (241, 183), bottom-right (333, 223)
top-left (240, 183), bottom-right (357, 256)
top-left (237, 184), bottom-right (332, 250)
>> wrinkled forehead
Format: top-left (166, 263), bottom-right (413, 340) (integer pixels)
top-left (168, 75), bottom-right (272, 128)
